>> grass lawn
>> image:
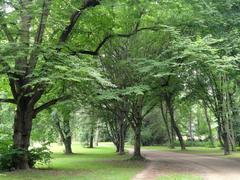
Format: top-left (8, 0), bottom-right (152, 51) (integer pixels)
top-left (142, 145), bottom-right (240, 158)
top-left (157, 174), bottom-right (203, 180)
top-left (1, 144), bottom-right (240, 180)
top-left (0, 143), bottom-right (146, 180)
top-left (142, 146), bottom-right (222, 155)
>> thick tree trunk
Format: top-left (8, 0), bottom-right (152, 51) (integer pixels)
top-left (221, 114), bottom-right (230, 155)
top-left (63, 136), bottom-right (73, 154)
top-left (118, 123), bottom-right (125, 155)
top-left (115, 142), bottom-right (120, 153)
top-left (222, 132), bottom-right (230, 155)
top-left (13, 103), bottom-right (34, 169)
top-left (132, 126), bottom-right (143, 159)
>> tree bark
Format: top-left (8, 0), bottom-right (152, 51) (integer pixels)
top-left (63, 136), bottom-right (73, 154)
top-left (13, 100), bottom-right (34, 169)
top-left (160, 102), bottom-right (174, 148)
top-left (95, 124), bottom-right (99, 146)
top-left (118, 121), bottom-right (126, 155)
top-left (132, 126), bottom-right (143, 159)
top-left (166, 95), bottom-right (186, 150)
top-left (189, 108), bottom-right (194, 146)
top-left (89, 127), bottom-right (94, 148)
top-left (222, 132), bottom-right (230, 155)
top-left (203, 105), bottom-right (215, 148)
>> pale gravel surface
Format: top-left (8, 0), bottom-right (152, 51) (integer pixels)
top-left (132, 149), bottom-right (240, 180)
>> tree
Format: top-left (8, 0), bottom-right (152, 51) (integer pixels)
top-left (0, 0), bottom-right (159, 168)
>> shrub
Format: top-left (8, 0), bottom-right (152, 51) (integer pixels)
top-left (28, 143), bottom-right (52, 168)
top-left (0, 142), bottom-right (52, 171)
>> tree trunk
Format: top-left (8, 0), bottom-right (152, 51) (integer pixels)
top-left (189, 109), bottom-right (194, 146)
top-left (203, 105), bottom-right (215, 148)
top-left (160, 102), bottom-right (174, 148)
top-left (229, 93), bottom-right (237, 151)
top-left (61, 118), bottom-right (73, 154)
top-left (221, 113), bottom-right (230, 155)
top-left (115, 142), bottom-right (120, 153)
top-left (63, 136), bottom-right (73, 154)
top-left (118, 122), bottom-right (125, 155)
top-left (166, 96), bottom-right (186, 150)
top-left (132, 126), bottom-right (143, 159)
top-left (13, 102), bottom-right (34, 169)
top-left (222, 132), bottom-right (230, 155)
top-left (95, 124), bottom-right (99, 146)
top-left (171, 124), bottom-right (176, 147)
top-left (89, 127), bottom-right (94, 148)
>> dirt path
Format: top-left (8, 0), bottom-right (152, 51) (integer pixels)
top-left (132, 150), bottom-right (240, 180)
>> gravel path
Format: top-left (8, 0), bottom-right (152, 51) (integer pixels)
top-left (132, 150), bottom-right (240, 180)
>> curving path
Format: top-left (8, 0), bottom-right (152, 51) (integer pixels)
top-left (132, 150), bottom-right (240, 180)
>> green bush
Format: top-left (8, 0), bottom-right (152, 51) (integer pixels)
top-left (0, 142), bottom-right (52, 171)
top-left (28, 143), bottom-right (52, 168)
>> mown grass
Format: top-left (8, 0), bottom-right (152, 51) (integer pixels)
top-left (142, 145), bottom-right (240, 159)
top-left (1, 143), bottom-right (240, 180)
top-left (0, 143), bottom-right (146, 180)
top-left (157, 173), bottom-right (203, 180)
top-left (142, 146), bottom-right (222, 154)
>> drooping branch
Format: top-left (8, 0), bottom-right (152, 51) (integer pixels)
top-left (0, 98), bottom-right (16, 104)
top-left (69, 26), bottom-right (160, 56)
top-left (33, 96), bottom-right (70, 116)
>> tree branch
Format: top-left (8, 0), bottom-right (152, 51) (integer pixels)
top-left (143, 102), bottom-right (158, 118)
top-left (0, 11), bottom-right (15, 42)
top-left (69, 26), bottom-right (160, 56)
top-left (33, 96), bottom-right (70, 116)
top-left (28, 0), bottom-right (52, 73)
top-left (0, 98), bottom-right (16, 104)
top-left (34, 0), bottom-right (52, 44)
top-left (58, 0), bottom-right (101, 44)
top-left (1, 24), bottom-right (14, 42)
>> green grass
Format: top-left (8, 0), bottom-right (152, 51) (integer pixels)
top-left (0, 143), bottom-right (146, 180)
top-left (142, 145), bottom-right (240, 159)
top-left (142, 145), bottom-right (224, 157)
top-left (157, 174), bottom-right (203, 180)
top-left (2, 144), bottom-right (240, 180)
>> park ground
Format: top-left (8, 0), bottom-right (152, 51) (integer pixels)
top-left (1, 143), bottom-right (240, 180)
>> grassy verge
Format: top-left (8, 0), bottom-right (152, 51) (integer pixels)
top-left (0, 143), bottom-right (146, 180)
